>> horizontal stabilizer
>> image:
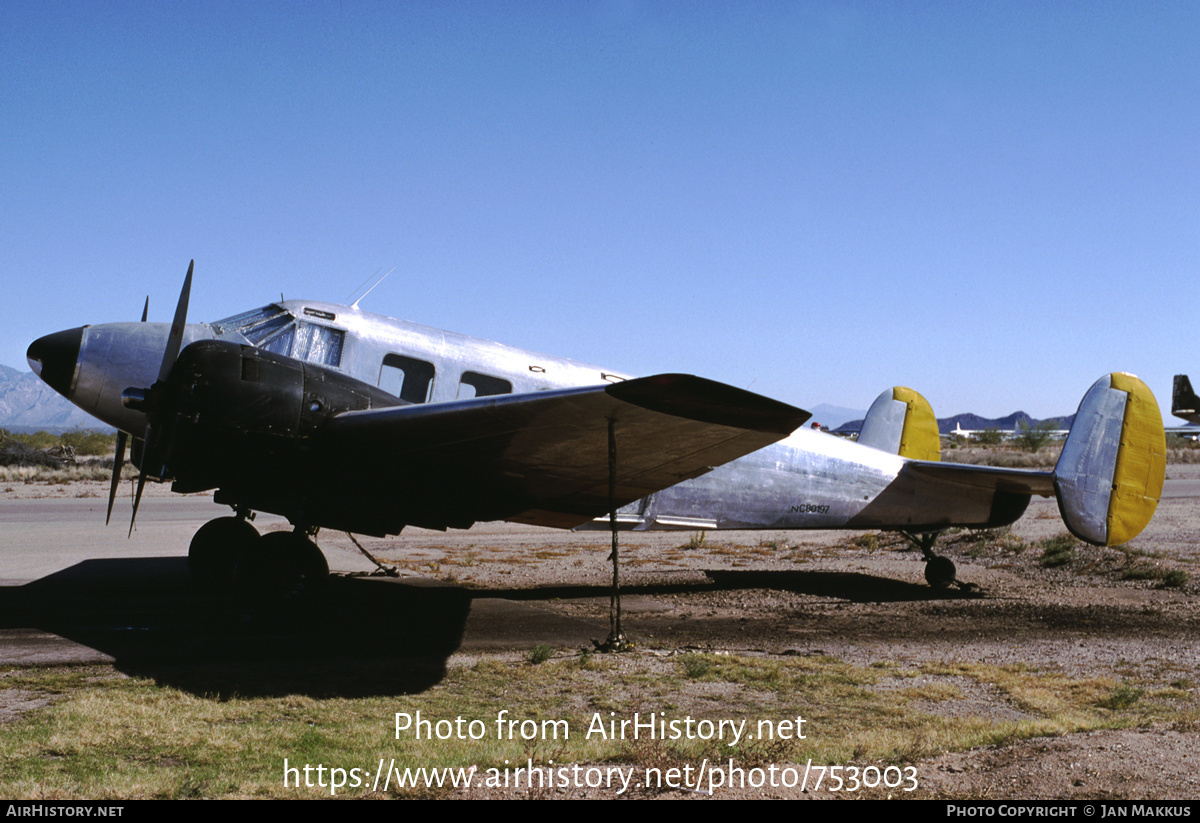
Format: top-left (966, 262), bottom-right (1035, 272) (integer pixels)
top-left (903, 461), bottom-right (1055, 497)
top-left (865, 459), bottom-right (1050, 531)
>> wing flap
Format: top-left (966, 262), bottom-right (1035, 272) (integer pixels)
top-left (321, 374), bottom-right (809, 531)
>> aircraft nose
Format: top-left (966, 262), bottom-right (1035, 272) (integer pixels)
top-left (26, 327), bottom-right (84, 397)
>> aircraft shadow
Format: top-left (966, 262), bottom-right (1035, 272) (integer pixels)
top-left (475, 568), bottom-right (963, 604)
top-left (0, 559), bottom-right (963, 698)
top-left (0, 558), bottom-right (471, 698)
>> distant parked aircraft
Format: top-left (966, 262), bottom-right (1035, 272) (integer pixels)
top-left (1173, 375), bottom-right (1200, 425)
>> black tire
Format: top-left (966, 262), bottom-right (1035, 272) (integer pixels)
top-left (925, 555), bottom-right (957, 589)
top-left (234, 531), bottom-right (329, 600)
top-left (290, 534), bottom-right (330, 597)
top-left (188, 517), bottom-right (259, 589)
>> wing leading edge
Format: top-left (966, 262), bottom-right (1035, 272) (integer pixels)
top-left (320, 374), bottom-right (811, 532)
top-left (902, 461), bottom-right (1056, 497)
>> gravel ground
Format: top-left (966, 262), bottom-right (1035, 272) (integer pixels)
top-left (3, 463), bottom-right (1198, 799)
top-left (353, 464), bottom-right (1200, 799)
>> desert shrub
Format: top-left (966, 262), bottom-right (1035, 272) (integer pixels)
top-left (1014, 420), bottom-right (1059, 454)
top-left (59, 429), bottom-right (116, 456)
top-left (1039, 533), bottom-right (1079, 568)
top-left (974, 428), bottom-right (1004, 446)
top-left (528, 644), bottom-right (554, 665)
top-left (1161, 570), bottom-right (1189, 588)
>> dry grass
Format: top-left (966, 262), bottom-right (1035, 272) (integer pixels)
top-left (0, 648), bottom-right (1190, 799)
top-left (0, 461), bottom-right (130, 484)
top-left (940, 444), bottom-right (1062, 469)
top-left (1166, 447), bottom-right (1200, 464)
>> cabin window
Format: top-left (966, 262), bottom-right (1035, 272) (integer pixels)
top-left (294, 322), bottom-right (344, 367)
top-left (379, 354), bottom-right (435, 404)
top-left (457, 371), bottom-right (513, 399)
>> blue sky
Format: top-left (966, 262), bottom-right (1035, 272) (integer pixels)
top-left (3, 2), bottom-right (1197, 419)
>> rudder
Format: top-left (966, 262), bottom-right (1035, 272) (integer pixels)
top-left (1054, 373), bottom-right (1165, 545)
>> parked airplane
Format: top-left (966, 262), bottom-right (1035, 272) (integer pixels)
top-left (1173, 375), bottom-right (1200, 425)
top-left (949, 422), bottom-right (980, 439)
top-left (1168, 376), bottom-right (1200, 441)
top-left (946, 421), bottom-right (1068, 441)
top-left (26, 263), bottom-right (1167, 594)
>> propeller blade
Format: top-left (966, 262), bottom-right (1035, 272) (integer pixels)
top-left (157, 260), bottom-right (193, 384)
top-left (105, 431), bottom-right (127, 526)
top-left (109, 294), bottom-right (151, 527)
top-left (129, 260), bottom-right (194, 536)
top-left (129, 462), bottom-right (148, 537)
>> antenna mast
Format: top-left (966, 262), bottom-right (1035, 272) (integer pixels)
top-left (350, 265), bottom-right (397, 309)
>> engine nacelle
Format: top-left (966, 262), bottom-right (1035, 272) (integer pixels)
top-left (155, 339), bottom-right (403, 499)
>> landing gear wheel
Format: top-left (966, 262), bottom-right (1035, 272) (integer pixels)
top-left (280, 533), bottom-right (329, 598)
top-left (189, 517), bottom-right (259, 589)
top-left (234, 530), bottom-right (329, 600)
top-left (900, 530), bottom-right (964, 591)
top-left (924, 555), bottom-right (957, 589)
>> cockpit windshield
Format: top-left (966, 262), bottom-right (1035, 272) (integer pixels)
top-left (210, 305), bottom-right (344, 368)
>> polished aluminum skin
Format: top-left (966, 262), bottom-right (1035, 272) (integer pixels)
top-left (28, 296), bottom-right (1066, 538)
top-left (30, 285), bottom-right (1169, 555)
top-left (1053, 377), bottom-right (1126, 545)
top-left (855, 389), bottom-right (908, 455)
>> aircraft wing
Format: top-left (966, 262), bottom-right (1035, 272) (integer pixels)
top-left (319, 373), bottom-right (810, 532)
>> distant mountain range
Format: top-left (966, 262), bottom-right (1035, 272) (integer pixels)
top-left (0, 363), bottom-right (106, 432)
top-left (933, 411), bottom-right (1075, 434)
top-left (834, 410), bottom-right (1075, 435)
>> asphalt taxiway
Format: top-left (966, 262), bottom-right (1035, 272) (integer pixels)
top-left (1, 472), bottom-right (1197, 691)
top-left (0, 494), bottom-right (603, 688)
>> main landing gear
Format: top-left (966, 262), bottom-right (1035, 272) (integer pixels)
top-left (187, 517), bottom-right (257, 588)
top-left (188, 515), bottom-right (329, 598)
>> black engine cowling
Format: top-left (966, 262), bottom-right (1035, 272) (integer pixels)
top-left (156, 340), bottom-right (403, 515)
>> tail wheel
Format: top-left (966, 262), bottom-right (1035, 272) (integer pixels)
top-left (924, 555), bottom-right (957, 589)
top-left (189, 517), bottom-right (259, 588)
top-left (901, 530), bottom-right (959, 590)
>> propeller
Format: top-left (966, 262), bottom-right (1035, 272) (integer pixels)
top-left (104, 297), bottom-right (150, 525)
top-left (119, 261), bottom-right (194, 534)
top-left (104, 431), bottom-right (128, 526)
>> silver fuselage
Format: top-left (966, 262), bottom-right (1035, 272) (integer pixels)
top-left (39, 299), bottom-right (1004, 533)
